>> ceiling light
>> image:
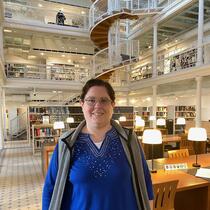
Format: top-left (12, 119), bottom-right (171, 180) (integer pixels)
top-left (68, 59), bottom-right (72, 63)
top-left (82, 56), bottom-right (86, 59)
top-left (61, 54), bottom-right (65, 57)
top-left (28, 55), bottom-right (36, 59)
top-left (4, 29), bottom-right (12, 33)
top-left (40, 52), bottom-right (44, 56)
top-left (81, 11), bottom-right (86, 14)
top-left (38, 3), bottom-right (43, 7)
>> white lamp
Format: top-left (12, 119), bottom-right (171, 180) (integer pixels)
top-left (156, 118), bottom-right (166, 126)
top-left (176, 117), bottom-right (186, 125)
top-left (53, 121), bottom-right (65, 129)
top-left (149, 115), bottom-right (156, 121)
top-left (66, 117), bottom-right (74, 123)
top-left (188, 127), bottom-right (207, 167)
top-left (135, 116), bottom-right (145, 127)
top-left (119, 116), bottom-right (126, 122)
top-left (142, 129), bottom-right (162, 173)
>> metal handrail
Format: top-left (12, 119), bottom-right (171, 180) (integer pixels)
top-left (89, 0), bottom-right (172, 29)
top-left (5, 63), bottom-right (91, 82)
top-left (10, 111), bottom-right (28, 141)
top-left (129, 41), bottom-right (210, 82)
top-left (4, 2), bottom-right (89, 30)
top-left (93, 39), bottom-right (140, 76)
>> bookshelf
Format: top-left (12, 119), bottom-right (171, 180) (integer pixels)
top-left (156, 106), bottom-right (168, 119)
top-left (28, 106), bottom-right (135, 142)
top-left (112, 106), bottom-right (134, 129)
top-left (28, 106), bottom-right (84, 141)
top-left (32, 124), bottom-right (59, 154)
top-left (167, 105), bottom-right (196, 134)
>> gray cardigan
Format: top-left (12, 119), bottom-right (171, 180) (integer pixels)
top-left (48, 120), bottom-right (151, 210)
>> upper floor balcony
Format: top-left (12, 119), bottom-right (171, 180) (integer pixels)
top-left (3, 1), bottom-right (89, 34)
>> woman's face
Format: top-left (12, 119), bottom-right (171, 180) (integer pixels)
top-left (80, 86), bottom-right (115, 129)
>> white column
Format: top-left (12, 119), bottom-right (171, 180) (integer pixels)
top-left (126, 92), bottom-right (130, 106)
top-left (197, 0), bottom-right (204, 66)
top-left (0, 87), bottom-right (4, 149)
top-left (152, 23), bottom-right (158, 78)
top-left (195, 76), bottom-right (202, 127)
top-left (0, 26), bottom-right (3, 60)
top-left (152, 85), bottom-right (157, 128)
top-left (2, 88), bottom-right (7, 141)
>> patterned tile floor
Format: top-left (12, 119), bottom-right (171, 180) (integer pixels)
top-left (0, 140), bottom-right (44, 210)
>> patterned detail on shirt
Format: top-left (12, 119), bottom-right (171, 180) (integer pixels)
top-left (71, 127), bottom-right (123, 178)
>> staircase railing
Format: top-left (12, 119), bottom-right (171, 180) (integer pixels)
top-left (10, 111), bottom-right (28, 141)
top-left (89, 0), bottom-right (170, 28)
top-left (93, 39), bottom-right (140, 76)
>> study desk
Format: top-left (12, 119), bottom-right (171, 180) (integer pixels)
top-left (151, 154), bottom-right (210, 210)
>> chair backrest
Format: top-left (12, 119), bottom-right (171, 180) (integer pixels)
top-left (180, 134), bottom-right (194, 155)
top-left (168, 148), bottom-right (189, 158)
top-left (153, 180), bottom-right (179, 210)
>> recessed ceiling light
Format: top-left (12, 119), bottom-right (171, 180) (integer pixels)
top-left (81, 11), bottom-right (85, 14)
top-left (61, 54), bottom-right (65, 57)
top-left (38, 3), bottom-right (43, 7)
top-left (82, 56), bottom-right (86, 59)
top-left (4, 29), bottom-right (12, 33)
top-left (40, 52), bottom-right (44, 56)
top-left (68, 59), bottom-right (72, 63)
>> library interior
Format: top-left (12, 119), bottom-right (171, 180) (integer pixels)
top-left (0, 0), bottom-right (210, 209)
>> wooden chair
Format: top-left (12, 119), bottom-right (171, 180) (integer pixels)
top-left (153, 180), bottom-right (179, 210)
top-left (179, 133), bottom-right (194, 155)
top-left (167, 148), bottom-right (189, 158)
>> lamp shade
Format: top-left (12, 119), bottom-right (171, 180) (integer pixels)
top-left (142, 129), bottom-right (162, 144)
top-left (149, 115), bottom-right (156, 121)
top-left (119, 116), bottom-right (126, 122)
top-left (156, 118), bottom-right (166, 126)
top-left (176, 117), bottom-right (186, 125)
top-left (53, 121), bottom-right (65, 129)
top-left (135, 116), bottom-right (145, 127)
top-left (66, 117), bottom-right (74, 123)
top-left (188, 127), bottom-right (207, 141)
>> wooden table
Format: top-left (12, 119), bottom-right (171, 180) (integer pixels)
top-left (151, 154), bottom-right (210, 210)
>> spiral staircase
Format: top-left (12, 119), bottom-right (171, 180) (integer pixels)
top-left (89, 0), bottom-right (165, 81)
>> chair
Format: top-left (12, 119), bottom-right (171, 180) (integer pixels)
top-left (153, 180), bottom-right (179, 210)
top-left (167, 148), bottom-right (189, 158)
top-left (180, 133), bottom-right (194, 155)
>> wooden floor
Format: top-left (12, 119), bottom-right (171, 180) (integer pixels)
top-left (0, 140), bottom-right (44, 210)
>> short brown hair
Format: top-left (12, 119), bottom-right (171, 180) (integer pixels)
top-left (80, 79), bottom-right (115, 102)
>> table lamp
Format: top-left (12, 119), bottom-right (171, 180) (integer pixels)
top-left (176, 117), bottom-right (186, 133)
top-left (53, 121), bottom-right (65, 139)
top-left (135, 115), bottom-right (145, 127)
top-left (142, 129), bottom-right (162, 173)
top-left (188, 127), bottom-right (207, 167)
top-left (156, 118), bottom-right (166, 126)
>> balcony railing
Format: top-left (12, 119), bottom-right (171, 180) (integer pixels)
top-left (4, 2), bottom-right (89, 30)
top-left (129, 42), bottom-right (210, 82)
top-left (5, 63), bottom-right (91, 82)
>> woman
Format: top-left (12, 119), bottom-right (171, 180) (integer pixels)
top-left (42, 79), bottom-right (154, 210)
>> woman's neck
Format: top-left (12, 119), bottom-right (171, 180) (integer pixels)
top-left (83, 124), bottom-right (112, 143)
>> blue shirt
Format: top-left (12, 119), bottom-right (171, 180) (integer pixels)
top-left (42, 128), bottom-right (153, 210)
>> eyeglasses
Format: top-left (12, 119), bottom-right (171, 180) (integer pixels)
top-left (84, 97), bottom-right (112, 106)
